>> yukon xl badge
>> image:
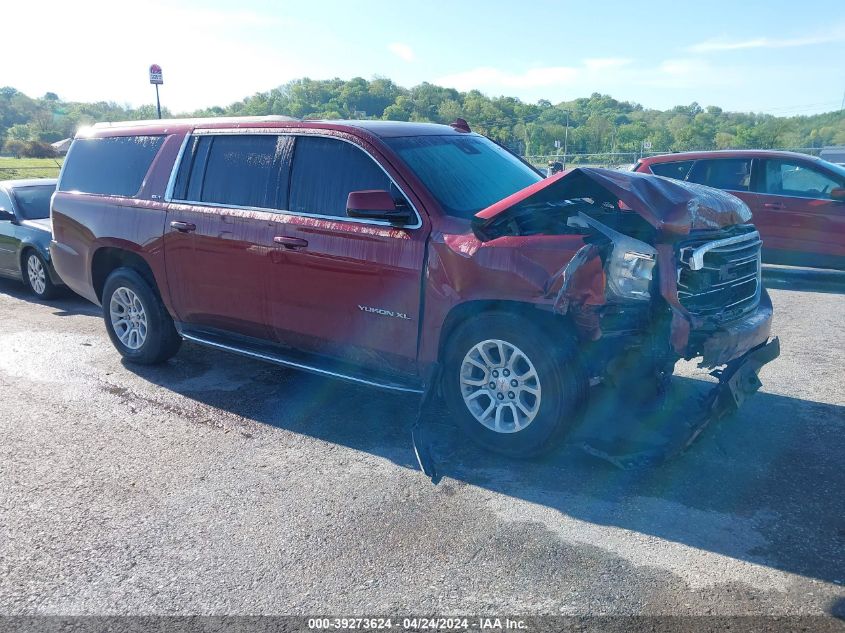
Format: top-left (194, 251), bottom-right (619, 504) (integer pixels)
top-left (358, 305), bottom-right (412, 320)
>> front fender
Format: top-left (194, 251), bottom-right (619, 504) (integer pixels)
top-left (18, 236), bottom-right (64, 285)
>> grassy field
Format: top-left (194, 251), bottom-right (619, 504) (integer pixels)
top-left (0, 157), bottom-right (63, 180)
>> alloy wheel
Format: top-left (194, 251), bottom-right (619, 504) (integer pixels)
top-left (109, 287), bottom-right (148, 350)
top-left (27, 254), bottom-right (46, 296)
top-left (459, 338), bottom-right (542, 433)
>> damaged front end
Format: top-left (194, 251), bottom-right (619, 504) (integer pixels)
top-left (469, 168), bottom-right (780, 467)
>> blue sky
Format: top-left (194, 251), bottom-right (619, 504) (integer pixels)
top-left (5, 0), bottom-right (845, 115)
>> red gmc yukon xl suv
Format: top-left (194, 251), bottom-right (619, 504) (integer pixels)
top-left (51, 117), bottom-right (779, 459)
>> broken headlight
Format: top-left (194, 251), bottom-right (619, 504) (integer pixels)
top-left (606, 243), bottom-right (656, 301)
top-left (575, 212), bottom-right (657, 302)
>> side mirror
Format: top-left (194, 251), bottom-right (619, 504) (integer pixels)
top-left (0, 207), bottom-right (16, 223)
top-left (830, 187), bottom-right (845, 201)
top-left (346, 190), bottom-right (413, 225)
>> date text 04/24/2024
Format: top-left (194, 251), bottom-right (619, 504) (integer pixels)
top-left (307, 618), bottom-right (527, 630)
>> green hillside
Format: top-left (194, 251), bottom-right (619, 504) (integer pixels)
top-left (2, 79), bottom-right (843, 163)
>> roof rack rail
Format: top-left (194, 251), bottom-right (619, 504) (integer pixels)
top-left (91, 115), bottom-right (299, 129)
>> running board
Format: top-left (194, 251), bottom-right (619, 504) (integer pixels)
top-left (177, 327), bottom-right (424, 394)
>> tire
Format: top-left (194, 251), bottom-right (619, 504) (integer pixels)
top-left (23, 250), bottom-right (58, 300)
top-left (442, 312), bottom-right (588, 458)
top-left (102, 267), bottom-right (181, 364)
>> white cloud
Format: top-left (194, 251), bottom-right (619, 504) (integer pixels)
top-left (583, 58), bottom-right (633, 71)
top-left (642, 57), bottom-right (745, 90)
top-left (437, 66), bottom-right (580, 92)
top-left (388, 42), bottom-right (415, 62)
top-left (436, 59), bottom-right (636, 95)
top-left (658, 58), bottom-right (708, 77)
top-left (434, 56), bottom-right (751, 105)
top-left (688, 26), bottom-right (845, 53)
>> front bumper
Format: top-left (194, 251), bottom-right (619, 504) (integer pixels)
top-left (688, 288), bottom-right (774, 368)
top-left (706, 335), bottom-right (780, 414)
top-left (579, 335), bottom-right (780, 470)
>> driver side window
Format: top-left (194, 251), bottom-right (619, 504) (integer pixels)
top-left (761, 160), bottom-right (842, 200)
top-left (289, 136), bottom-right (395, 218)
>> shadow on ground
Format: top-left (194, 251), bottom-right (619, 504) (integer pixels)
top-left (126, 342), bottom-right (845, 588)
top-left (0, 277), bottom-right (97, 317)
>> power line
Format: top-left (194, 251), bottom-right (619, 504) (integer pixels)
top-left (753, 100), bottom-right (842, 114)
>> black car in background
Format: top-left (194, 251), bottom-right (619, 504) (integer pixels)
top-left (0, 178), bottom-right (64, 299)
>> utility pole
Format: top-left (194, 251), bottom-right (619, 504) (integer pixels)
top-left (562, 110), bottom-right (570, 170)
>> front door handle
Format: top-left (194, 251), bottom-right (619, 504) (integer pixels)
top-left (274, 236), bottom-right (308, 250)
top-left (762, 202), bottom-right (785, 210)
top-left (170, 221), bottom-right (196, 233)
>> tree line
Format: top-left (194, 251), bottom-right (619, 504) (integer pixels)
top-left (2, 78), bottom-right (843, 162)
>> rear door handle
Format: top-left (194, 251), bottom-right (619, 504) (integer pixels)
top-left (762, 202), bottom-right (785, 210)
top-left (274, 236), bottom-right (308, 249)
top-left (170, 221), bottom-right (196, 233)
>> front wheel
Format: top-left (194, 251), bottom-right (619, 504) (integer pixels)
top-left (23, 251), bottom-right (58, 299)
top-left (102, 267), bottom-right (181, 364)
top-left (442, 312), bottom-right (588, 458)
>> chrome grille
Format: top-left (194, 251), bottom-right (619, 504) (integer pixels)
top-left (677, 230), bottom-right (762, 322)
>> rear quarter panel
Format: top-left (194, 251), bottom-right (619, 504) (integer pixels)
top-left (50, 133), bottom-right (185, 306)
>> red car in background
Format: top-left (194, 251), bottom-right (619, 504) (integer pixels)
top-left (634, 150), bottom-right (845, 270)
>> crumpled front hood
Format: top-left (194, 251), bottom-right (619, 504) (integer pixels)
top-left (473, 167), bottom-right (752, 241)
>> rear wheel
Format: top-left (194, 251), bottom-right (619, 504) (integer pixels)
top-left (102, 267), bottom-right (181, 364)
top-left (442, 312), bottom-right (588, 458)
top-left (23, 250), bottom-right (58, 299)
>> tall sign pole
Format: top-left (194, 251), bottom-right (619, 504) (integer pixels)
top-left (149, 64), bottom-right (163, 119)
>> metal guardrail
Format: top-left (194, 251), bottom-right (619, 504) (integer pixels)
top-left (525, 147), bottom-right (825, 169)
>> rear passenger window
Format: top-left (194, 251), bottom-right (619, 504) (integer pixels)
top-left (687, 159), bottom-right (752, 192)
top-left (200, 135), bottom-right (292, 208)
top-left (289, 136), bottom-right (393, 218)
top-left (59, 136), bottom-right (164, 197)
top-left (171, 134), bottom-right (293, 210)
top-left (649, 160), bottom-right (694, 181)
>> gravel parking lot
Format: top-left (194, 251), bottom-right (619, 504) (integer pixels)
top-left (0, 275), bottom-right (843, 618)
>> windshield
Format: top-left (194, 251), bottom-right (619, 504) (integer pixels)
top-left (384, 134), bottom-right (542, 219)
top-left (821, 159), bottom-right (845, 180)
top-left (12, 185), bottom-right (55, 220)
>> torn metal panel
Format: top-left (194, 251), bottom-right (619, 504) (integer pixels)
top-left (580, 336), bottom-right (780, 470)
top-left (656, 243), bottom-right (697, 353)
top-left (546, 244), bottom-right (607, 341)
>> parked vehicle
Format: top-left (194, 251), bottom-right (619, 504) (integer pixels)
top-left (634, 150), bottom-right (845, 270)
top-left (820, 146), bottom-right (845, 166)
top-left (0, 178), bottom-right (64, 299)
top-left (51, 117), bottom-right (778, 459)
